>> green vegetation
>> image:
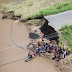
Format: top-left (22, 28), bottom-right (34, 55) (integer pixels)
top-left (60, 25), bottom-right (72, 52)
top-left (27, 19), bottom-right (45, 26)
top-left (58, 37), bottom-right (62, 44)
top-left (0, 0), bottom-right (72, 21)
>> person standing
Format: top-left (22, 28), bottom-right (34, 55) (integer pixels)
top-left (64, 50), bottom-right (66, 58)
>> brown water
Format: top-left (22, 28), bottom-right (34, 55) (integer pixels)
top-left (0, 12), bottom-right (57, 72)
top-left (0, 0), bottom-right (25, 4)
top-left (0, 0), bottom-right (10, 3)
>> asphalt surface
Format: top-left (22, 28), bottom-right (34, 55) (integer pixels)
top-left (44, 10), bottom-right (72, 31)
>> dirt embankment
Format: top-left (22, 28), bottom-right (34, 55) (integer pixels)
top-left (55, 54), bottom-right (72, 72)
top-left (2, 11), bottom-right (21, 20)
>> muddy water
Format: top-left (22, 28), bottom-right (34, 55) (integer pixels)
top-left (0, 56), bottom-right (57, 72)
top-left (0, 12), bottom-right (30, 64)
top-left (0, 13), bottom-right (29, 48)
top-left (0, 0), bottom-right (25, 4)
top-left (0, 0), bottom-right (10, 3)
top-left (0, 12), bottom-right (57, 72)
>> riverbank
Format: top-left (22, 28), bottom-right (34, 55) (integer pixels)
top-left (0, 11), bottom-right (58, 72)
top-left (0, 0), bottom-right (72, 21)
top-left (21, 15), bottom-right (72, 72)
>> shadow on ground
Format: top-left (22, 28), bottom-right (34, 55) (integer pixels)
top-left (29, 33), bottom-right (40, 39)
top-left (40, 19), bottom-right (59, 41)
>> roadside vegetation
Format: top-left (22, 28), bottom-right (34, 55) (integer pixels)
top-left (0, 0), bottom-right (72, 21)
top-left (60, 25), bottom-right (72, 52)
top-left (27, 19), bottom-right (45, 26)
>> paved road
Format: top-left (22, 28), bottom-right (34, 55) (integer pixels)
top-left (44, 10), bottom-right (72, 31)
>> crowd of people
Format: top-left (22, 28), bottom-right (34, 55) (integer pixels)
top-left (28, 39), bottom-right (70, 60)
top-left (35, 40), bottom-right (70, 59)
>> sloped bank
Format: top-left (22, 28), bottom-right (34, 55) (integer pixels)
top-left (25, 16), bottom-right (72, 72)
top-left (1, 9), bottom-right (59, 43)
top-left (2, 11), bottom-right (21, 20)
top-left (55, 54), bottom-right (72, 72)
top-left (24, 17), bottom-right (59, 42)
top-left (2, 10), bottom-right (43, 21)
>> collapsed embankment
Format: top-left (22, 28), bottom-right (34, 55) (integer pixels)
top-left (1, 10), bottom-right (59, 42)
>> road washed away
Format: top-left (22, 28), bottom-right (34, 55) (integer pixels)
top-left (45, 10), bottom-right (72, 31)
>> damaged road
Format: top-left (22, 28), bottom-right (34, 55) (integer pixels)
top-left (44, 10), bottom-right (72, 31)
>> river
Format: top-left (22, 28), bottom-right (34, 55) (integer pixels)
top-left (0, 0), bottom-right (25, 4)
top-left (0, 11), bottom-right (57, 72)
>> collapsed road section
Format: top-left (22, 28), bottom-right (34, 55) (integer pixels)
top-left (44, 10), bottom-right (72, 31)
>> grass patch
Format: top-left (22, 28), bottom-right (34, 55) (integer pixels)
top-left (0, 0), bottom-right (72, 21)
top-left (27, 19), bottom-right (45, 26)
top-left (58, 37), bottom-right (62, 44)
top-left (60, 25), bottom-right (72, 52)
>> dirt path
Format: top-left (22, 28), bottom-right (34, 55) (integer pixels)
top-left (0, 12), bottom-right (57, 72)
